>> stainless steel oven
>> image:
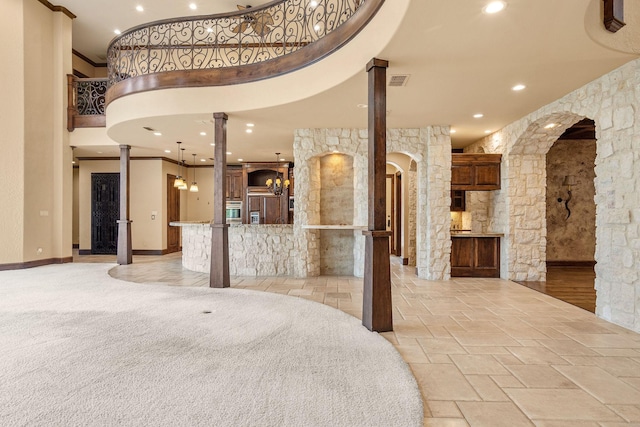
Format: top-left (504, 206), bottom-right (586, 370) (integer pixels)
top-left (225, 201), bottom-right (242, 224)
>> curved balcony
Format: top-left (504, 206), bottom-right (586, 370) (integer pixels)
top-left (106, 0), bottom-right (384, 105)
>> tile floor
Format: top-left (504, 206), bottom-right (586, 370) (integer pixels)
top-left (90, 252), bottom-right (640, 426)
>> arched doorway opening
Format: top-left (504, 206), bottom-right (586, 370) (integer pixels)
top-left (510, 116), bottom-right (597, 312)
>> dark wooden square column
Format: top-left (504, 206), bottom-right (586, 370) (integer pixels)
top-left (210, 113), bottom-right (230, 288)
top-left (362, 58), bottom-right (392, 332)
top-left (117, 144), bottom-right (132, 265)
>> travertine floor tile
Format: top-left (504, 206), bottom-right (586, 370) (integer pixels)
top-left (505, 365), bottom-right (577, 388)
top-left (450, 355), bottom-right (509, 375)
top-left (505, 388), bottom-right (622, 421)
top-left (426, 401), bottom-right (463, 418)
top-left (456, 401), bottom-right (533, 427)
top-left (417, 338), bottom-right (467, 355)
top-left (411, 364), bottom-right (480, 401)
top-left (553, 365), bottom-right (640, 404)
top-left (507, 346), bottom-right (569, 365)
top-left (423, 418), bottom-right (470, 427)
top-left (465, 375), bottom-right (510, 401)
top-left (608, 404), bottom-right (640, 422)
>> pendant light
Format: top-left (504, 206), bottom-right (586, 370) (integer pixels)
top-left (179, 148), bottom-right (188, 190)
top-left (173, 141), bottom-right (185, 187)
top-left (265, 152), bottom-right (290, 196)
top-left (190, 154), bottom-right (199, 192)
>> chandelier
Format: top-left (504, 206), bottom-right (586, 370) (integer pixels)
top-left (266, 152), bottom-right (290, 196)
top-left (190, 154), bottom-right (199, 192)
top-left (173, 141), bottom-right (186, 189)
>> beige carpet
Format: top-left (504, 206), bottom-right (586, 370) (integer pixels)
top-left (0, 263), bottom-right (422, 426)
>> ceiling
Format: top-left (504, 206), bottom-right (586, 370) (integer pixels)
top-left (60, 0), bottom-right (639, 164)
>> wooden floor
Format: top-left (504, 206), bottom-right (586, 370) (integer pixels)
top-left (516, 266), bottom-right (596, 313)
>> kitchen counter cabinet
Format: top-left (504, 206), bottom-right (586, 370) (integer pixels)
top-left (451, 235), bottom-right (500, 277)
top-left (451, 153), bottom-right (501, 191)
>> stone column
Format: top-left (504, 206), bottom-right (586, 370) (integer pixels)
top-left (362, 58), bottom-right (392, 332)
top-left (210, 113), bottom-right (230, 288)
top-left (117, 144), bottom-right (132, 265)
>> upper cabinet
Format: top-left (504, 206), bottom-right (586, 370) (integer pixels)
top-left (226, 167), bottom-right (243, 201)
top-left (451, 153), bottom-right (502, 191)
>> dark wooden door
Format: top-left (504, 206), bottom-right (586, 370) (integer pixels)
top-left (395, 171), bottom-right (402, 256)
top-left (167, 174), bottom-right (180, 253)
top-left (91, 173), bottom-right (119, 254)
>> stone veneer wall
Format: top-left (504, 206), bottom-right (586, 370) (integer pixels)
top-left (181, 224), bottom-right (295, 276)
top-left (546, 139), bottom-right (596, 262)
top-left (464, 58), bottom-right (640, 332)
top-left (293, 127), bottom-right (451, 280)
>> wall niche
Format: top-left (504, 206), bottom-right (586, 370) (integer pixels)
top-left (319, 153), bottom-right (354, 275)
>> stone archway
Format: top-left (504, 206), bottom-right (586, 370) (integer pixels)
top-left (506, 112), bottom-right (589, 282)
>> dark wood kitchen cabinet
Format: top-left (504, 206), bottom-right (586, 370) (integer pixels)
top-left (451, 154), bottom-right (501, 191)
top-left (451, 236), bottom-right (500, 277)
top-left (451, 190), bottom-right (466, 211)
top-left (226, 167), bottom-right (243, 201)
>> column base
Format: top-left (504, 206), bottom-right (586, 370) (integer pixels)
top-left (116, 220), bottom-right (132, 265)
top-left (209, 223), bottom-right (230, 288)
top-left (362, 230), bottom-right (393, 332)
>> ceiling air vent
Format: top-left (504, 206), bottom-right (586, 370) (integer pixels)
top-left (142, 126), bottom-right (155, 132)
top-left (388, 74), bottom-right (410, 87)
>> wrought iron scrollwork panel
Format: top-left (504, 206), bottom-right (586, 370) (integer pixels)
top-left (107, 0), bottom-right (367, 85)
top-left (77, 79), bottom-right (107, 116)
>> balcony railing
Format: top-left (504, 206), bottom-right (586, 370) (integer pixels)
top-left (106, 0), bottom-right (383, 104)
top-left (67, 75), bottom-right (107, 131)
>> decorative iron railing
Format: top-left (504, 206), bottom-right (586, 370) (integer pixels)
top-left (77, 79), bottom-right (107, 115)
top-left (67, 75), bottom-right (107, 131)
top-left (107, 0), bottom-right (367, 86)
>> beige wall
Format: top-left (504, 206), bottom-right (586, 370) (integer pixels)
top-left (72, 53), bottom-right (107, 78)
top-left (0, 0), bottom-right (26, 264)
top-left (185, 167), bottom-right (215, 221)
top-left (0, 1), bottom-right (73, 266)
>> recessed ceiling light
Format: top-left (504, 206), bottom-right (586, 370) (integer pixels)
top-left (357, 103), bottom-right (368, 109)
top-left (246, 129), bottom-right (253, 134)
top-left (226, 151), bottom-right (232, 155)
top-left (210, 143), bottom-right (215, 146)
top-left (544, 123), bottom-right (557, 129)
top-left (246, 123), bottom-right (255, 127)
top-left (72, 160), bottom-right (76, 164)
top-left (279, 158), bottom-right (285, 161)
top-left (200, 158), bottom-right (206, 162)
top-left (450, 129), bottom-right (457, 134)
top-left (189, 3), bottom-right (197, 10)
top-left (114, 29), bottom-right (122, 35)
top-left (135, 5), bottom-right (144, 12)
top-left (484, 130), bottom-right (492, 134)
top-left (97, 151), bottom-right (103, 154)
top-left (164, 150), bottom-right (171, 153)
top-left (483, 1), bottom-right (506, 14)
top-left (153, 132), bottom-right (162, 136)
top-left (512, 84), bottom-right (526, 91)
top-left (200, 132), bottom-right (206, 136)
top-left (473, 113), bottom-right (484, 119)
top-left (237, 158), bottom-right (244, 162)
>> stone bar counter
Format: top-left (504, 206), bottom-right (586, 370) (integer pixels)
top-left (170, 222), bottom-right (295, 276)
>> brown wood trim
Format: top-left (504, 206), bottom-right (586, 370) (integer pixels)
top-left (106, 0), bottom-right (385, 105)
top-left (76, 157), bottom-right (215, 168)
top-left (0, 257), bottom-right (73, 271)
top-left (72, 244), bottom-right (79, 249)
top-left (73, 115), bottom-right (106, 129)
top-left (132, 249), bottom-right (170, 256)
top-left (72, 49), bottom-right (107, 68)
top-left (36, 0), bottom-right (76, 19)
top-left (451, 153), bottom-right (502, 164)
top-left (547, 261), bottom-right (596, 267)
top-left (402, 258), bottom-right (409, 265)
top-left (78, 249), bottom-right (91, 255)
